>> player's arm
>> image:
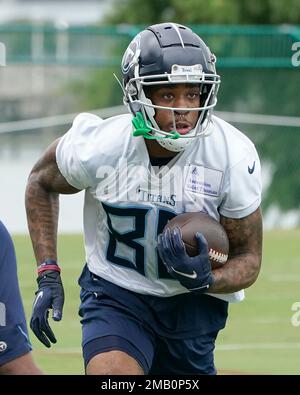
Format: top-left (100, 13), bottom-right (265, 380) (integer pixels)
top-left (209, 207), bottom-right (263, 293)
top-left (25, 138), bottom-right (80, 263)
top-left (25, 138), bottom-right (81, 348)
top-left (157, 207), bottom-right (262, 295)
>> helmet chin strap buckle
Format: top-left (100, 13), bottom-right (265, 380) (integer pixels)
top-left (132, 112), bottom-right (153, 137)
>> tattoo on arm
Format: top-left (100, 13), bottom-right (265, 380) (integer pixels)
top-left (25, 139), bottom-right (80, 265)
top-left (209, 208), bottom-right (263, 293)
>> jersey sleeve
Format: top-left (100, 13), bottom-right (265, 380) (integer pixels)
top-left (56, 113), bottom-right (102, 190)
top-left (219, 144), bottom-right (262, 219)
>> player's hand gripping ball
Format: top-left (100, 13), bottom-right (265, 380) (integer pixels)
top-left (157, 212), bottom-right (229, 293)
top-left (164, 212), bottom-right (229, 269)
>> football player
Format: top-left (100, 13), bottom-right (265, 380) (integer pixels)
top-left (26, 23), bottom-right (262, 375)
top-left (0, 221), bottom-right (42, 374)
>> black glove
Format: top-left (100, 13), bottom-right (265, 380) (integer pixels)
top-left (157, 227), bottom-right (214, 293)
top-left (30, 270), bottom-right (64, 348)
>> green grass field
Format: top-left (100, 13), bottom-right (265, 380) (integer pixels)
top-left (13, 229), bottom-right (300, 375)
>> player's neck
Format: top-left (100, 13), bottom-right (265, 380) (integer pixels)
top-left (144, 139), bottom-right (178, 160)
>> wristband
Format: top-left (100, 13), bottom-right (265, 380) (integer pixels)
top-left (37, 259), bottom-right (61, 275)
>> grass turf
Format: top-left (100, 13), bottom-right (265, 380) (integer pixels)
top-left (13, 229), bottom-right (300, 375)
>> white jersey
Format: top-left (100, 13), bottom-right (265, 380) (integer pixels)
top-left (56, 112), bottom-right (262, 302)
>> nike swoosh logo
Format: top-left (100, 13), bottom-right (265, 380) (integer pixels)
top-left (248, 161), bottom-right (256, 174)
top-left (190, 284), bottom-right (210, 291)
top-left (171, 267), bottom-right (197, 279)
top-left (33, 291), bottom-right (43, 308)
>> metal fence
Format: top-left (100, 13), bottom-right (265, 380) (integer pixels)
top-left (0, 23), bottom-right (299, 67)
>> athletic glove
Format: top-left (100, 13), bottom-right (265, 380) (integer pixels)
top-left (157, 227), bottom-right (214, 293)
top-left (30, 270), bottom-right (64, 348)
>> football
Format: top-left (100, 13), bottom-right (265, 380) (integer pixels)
top-left (163, 212), bottom-right (229, 269)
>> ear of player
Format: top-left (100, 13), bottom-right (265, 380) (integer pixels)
top-left (30, 269), bottom-right (65, 348)
top-left (157, 227), bottom-right (214, 293)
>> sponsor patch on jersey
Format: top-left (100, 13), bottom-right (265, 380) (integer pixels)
top-left (185, 165), bottom-right (223, 197)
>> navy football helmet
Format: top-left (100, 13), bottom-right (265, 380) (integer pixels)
top-left (121, 22), bottom-right (220, 152)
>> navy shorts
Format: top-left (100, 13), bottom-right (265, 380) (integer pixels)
top-left (0, 221), bottom-right (32, 366)
top-left (79, 266), bottom-right (227, 374)
top-left (0, 323), bottom-right (32, 366)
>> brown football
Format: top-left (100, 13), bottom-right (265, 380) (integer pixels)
top-left (163, 212), bottom-right (229, 269)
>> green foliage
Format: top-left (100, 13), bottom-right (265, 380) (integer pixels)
top-left (218, 69), bottom-right (300, 212)
top-left (105, 0), bottom-right (300, 24)
top-left (265, 0), bottom-right (300, 24)
top-left (71, 67), bottom-right (121, 109)
top-left (172, 0), bottom-right (240, 24)
top-left (106, 0), bottom-right (174, 24)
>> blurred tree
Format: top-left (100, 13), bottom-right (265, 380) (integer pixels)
top-left (71, 67), bottom-right (120, 109)
top-left (105, 0), bottom-right (300, 25)
top-left (218, 68), bottom-right (300, 212)
top-left (106, 0), bottom-right (174, 24)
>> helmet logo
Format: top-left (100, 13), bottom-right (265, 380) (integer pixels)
top-left (121, 35), bottom-right (141, 74)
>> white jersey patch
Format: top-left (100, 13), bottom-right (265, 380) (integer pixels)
top-left (185, 165), bottom-right (223, 197)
